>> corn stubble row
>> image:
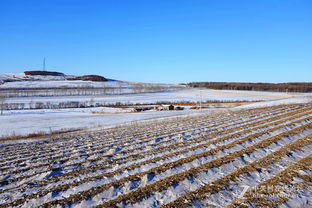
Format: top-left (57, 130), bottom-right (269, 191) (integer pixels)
top-left (0, 103), bottom-right (311, 208)
top-left (1, 105), bottom-right (308, 182)
top-left (1, 105), bottom-right (304, 187)
top-left (1, 106), bottom-right (309, 194)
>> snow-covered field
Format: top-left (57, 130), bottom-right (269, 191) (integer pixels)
top-left (236, 96), bottom-right (312, 109)
top-left (0, 73), bottom-right (311, 207)
top-left (0, 103), bottom-right (311, 207)
top-left (0, 73), bottom-right (185, 100)
top-left (1, 72), bottom-right (307, 109)
top-left (0, 107), bottom-right (218, 138)
top-left (0, 79), bottom-right (133, 89)
top-left (1, 88), bottom-right (311, 137)
top-left (2, 88), bottom-right (304, 109)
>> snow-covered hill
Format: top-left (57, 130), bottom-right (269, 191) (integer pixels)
top-left (0, 72), bottom-right (180, 90)
top-left (0, 72), bottom-right (120, 88)
top-left (0, 79), bottom-right (132, 89)
top-left (0, 72), bottom-right (70, 84)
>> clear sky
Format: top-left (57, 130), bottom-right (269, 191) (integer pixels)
top-left (0, 0), bottom-right (311, 83)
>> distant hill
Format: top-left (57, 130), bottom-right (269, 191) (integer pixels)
top-left (67, 75), bottom-right (107, 82)
top-left (0, 70), bottom-right (184, 99)
top-left (188, 82), bottom-right (312, 93)
top-left (0, 71), bottom-right (108, 84)
top-left (24, 71), bottom-right (107, 82)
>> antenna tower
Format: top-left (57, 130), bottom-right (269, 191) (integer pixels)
top-left (43, 57), bottom-right (46, 71)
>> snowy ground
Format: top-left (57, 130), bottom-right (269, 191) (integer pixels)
top-left (0, 79), bottom-right (133, 88)
top-left (3, 88), bottom-right (303, 107)
top-left (1, 73), bottom-right (311, 207)
top-left (1, 88), bottom-right (311, 138)
top-left (0, 103), bottom-right (311, 208)
top-left (236, 96), bottom-right (312, 109)
top-left (0, 107), bottom-right (219, 138)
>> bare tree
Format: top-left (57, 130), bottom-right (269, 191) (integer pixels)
top-left (0, 95), bottom-right (6, 115)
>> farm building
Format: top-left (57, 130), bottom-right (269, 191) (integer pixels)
top-left (155, 104), bottom-right (175, 111)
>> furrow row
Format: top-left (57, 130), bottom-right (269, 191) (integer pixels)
top-left (0, 105), bottom-right (299, 163)
top-left (8, 118), bottom-right (310, 207)
top-left (0, 110), bottom-right (242, 167)
top-left (93, 127), bottom-right (312, 207)
top-left (226, 155), bottom-right (312, 208)
top-left (159, 135), bottom-right (311, 208)
top-left (1, 108), bottom-right (310, 194)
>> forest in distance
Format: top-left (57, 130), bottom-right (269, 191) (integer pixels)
top-left (187, 82), bottom-right (312, 93)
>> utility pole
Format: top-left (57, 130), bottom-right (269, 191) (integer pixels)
top-left (43, 57), bottom-right (46, 71)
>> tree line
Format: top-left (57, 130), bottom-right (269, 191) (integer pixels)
top-left (187, 82), bottom-right (312, 92)
top-left (0, 85), bottom-right (184, 98)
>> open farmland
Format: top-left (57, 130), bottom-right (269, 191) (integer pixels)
top-left (0, 103), bottom-right (311, 207)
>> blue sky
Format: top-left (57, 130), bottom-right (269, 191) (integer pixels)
top-left (0, 0), bottom-right (311, 83)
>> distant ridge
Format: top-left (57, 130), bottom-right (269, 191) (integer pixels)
top-left (24, 70), bottom-right (65, 76)
top-left (23, 71), bottom-right (107, 82)
top-left (67, 75), bottom-right (107, 82)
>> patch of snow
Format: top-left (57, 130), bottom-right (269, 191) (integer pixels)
top-left (235, 97), bottom-right (312, 109)
top-left (0, 107), bottom-right (220, 138)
